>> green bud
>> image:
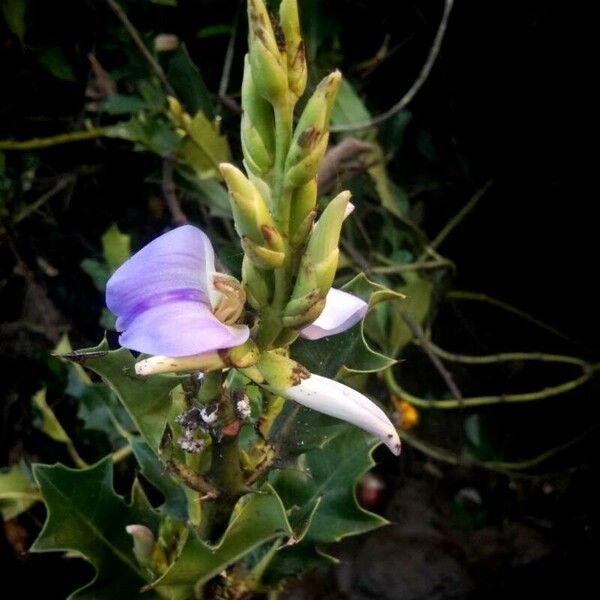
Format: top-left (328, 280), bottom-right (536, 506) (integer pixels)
top-left (220, 163), bottom-right (283, 251)
top-left (242, 255), bottom-right (273, 309)
top-left (241, 55), bottom-right (275, 176)
top-left (279, 0), bottom-right (307, 97)
top-left (282, 289), bottom-right (326, 328)
top-left (284, 72), bottom-right (341, 188)
top-left (292, 190), bottom-right (350, 296)
top-left (242, 236), bottom-right (285, 269)
top-left (290, 178), bottom-right (317, 232)
top-left (240, 351), bottom-right (310, 393)
top-left (290, 209), bottom-right (316, 248)
top-left (247, 0), bottom-right (288, 104)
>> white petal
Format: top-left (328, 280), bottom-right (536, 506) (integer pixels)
top-left (283, 374), bottom-right (401, 455)
top-left (300, 288), bottom-right (368, 340)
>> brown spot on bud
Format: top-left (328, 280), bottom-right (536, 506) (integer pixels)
top-left (270, 12), bottom-right (286, 52)
top-left (292, 41), bottom-right (306, 68)
top-left (261, 224), bottom-right (276, 243)
top-left (298, 127), bottom-right (322, 149)
top-left (291, 363), bottom-right (310, 385)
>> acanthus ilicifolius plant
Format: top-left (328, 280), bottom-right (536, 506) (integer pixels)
top-left (26, 1), bottom-right (401, 597)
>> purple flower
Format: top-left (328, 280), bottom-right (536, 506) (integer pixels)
top-left (300, 287), bottom-right (368, 340)
top-left (106, 225), bottom-right (249, 357)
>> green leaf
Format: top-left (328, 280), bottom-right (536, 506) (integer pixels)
top-left (131, 440), bottom-right (188, 522)
top-left (196, 24), bottom-right (232, 39)
top-left (80, 258), bottom-right (110, 292)
top-left (175, 172), bottom-right (232, 218)
top-left (108, 116), bottom-right (180, 156)
top-left (271, 426), bottom-right (386, 544)
top-left (386, 272), bottom-right (434, 357)
top-left (102, 94), bottom-right (149, 115)
top-left (39, 47), bottom-right (76, 82)
top-left (179, 111), bottom-right (230, 180)
top-left (151, 484), bottom-right (292, 597)
top-left (291, 274), bottom-right (404, 377)
top-left (2, 0), bottom-right (27, 41)
top-left (101, 223), bottom-right (131, 273)
top-left (167, 44), bottom-right (214, 119)
top-left (0, 464), bottom-right (40, 520)
top-left (31, 458), bottom-right (159, 599)
top-left (69, 339), bottom-right (182, 453)
top-left (32, 388), bottom-right (70, 444)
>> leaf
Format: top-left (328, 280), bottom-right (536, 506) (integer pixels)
top-left (69, 339), bottom-right (182, 453)
top-left (387, 272), bottom-right (434, 357)
top-left (31, 458), bottom-right (159, 599)
top-left (291, 274), bottom-right (404, 377)
top-left (101, 223), bottom-right (131, 273)
top-left (271, 426), bottom-right (386, 544)
top-left (32, 388), bottom-right (70, 444)
top-left (0, 464), bottom-right (40, 520)
top-left (107, 116), bottom-right (180, 156)
top-left (179, 111), bottom-right (230, 180)
top-left (150, 484), bottom-right (292, 597)
top-left (2, 0), bottom-right (27, 41)
top-left (131, 439), bottom-right (188, 522)
top-left (39, 47), bottom-right (76, 82)
top-left (175, 171), bottom-right (232, 218)
top-left (331, 79), bottom-right (409, 217)
top-left (196, 24), bottom-right (232, 39)
top-left (167, 45), bottom-right (214, 120)
top-left (80, 258), bottom-right (110, 292)
top-left (102, 94), bottom-right (149, 115)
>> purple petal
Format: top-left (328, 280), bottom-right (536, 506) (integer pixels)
top-left (300, 288), bottom-right (368, 340)
top-left (118, 299), bottom-right (249, 356)
top-left (106, 225), bottom-right (219, 330)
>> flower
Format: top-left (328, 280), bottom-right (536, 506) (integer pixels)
top-left (284, 373), bottom-right (401, 455)
top-left (300, 287), bottom-right (368, 340)
top-left (106, 225), bottom-right (249, 357)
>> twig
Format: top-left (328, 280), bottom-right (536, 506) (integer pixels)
top-left (419, 341), bottom-right (589, 368)
top-left (216, 0), bottom-right (243, 118)
top-left (401, 310), bottom-right (463, 400)
top-left (330, 0), bottom-right (454, 133)
top-left (0, 127), bottom-right (108, 151)
top-left (385, 361), bottom-right (599, 410)
top-left (447, 290), bottom-right (575, 343)
top-left (162, 153), bottom-right (188, 225)
top-left (104, 0), bottom-right (175, 96)
top-left (424, 180), bottom-right (493, 257)
top-left (370, 258), bottom-right (454, 274)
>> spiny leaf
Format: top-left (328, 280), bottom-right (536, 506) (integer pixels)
top-left (67, 339), bottom-right (183, 453)
top-left (31, 458), bottom-right (159, 599)
top-left (291, 273), bottom-right (404, 377)
top-left (150, 484), bottom-right (292, 597)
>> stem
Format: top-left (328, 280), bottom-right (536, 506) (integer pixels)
top-left (65, 441), bottom-right (88, 469)
top-left (0, 128), bottom-right (108, 151)
top-left (385, 362), bottom-right (598, 410)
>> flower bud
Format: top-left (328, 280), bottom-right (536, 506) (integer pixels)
top-left (126, 525), bottom-right (155, 568)
top-left (284, 72), bottom-right (341, 187)
top-left (241, 55), bottom-right (275, 176)
top-left (290, 178), bottom-right (317, 235)
top-left (242, 256), bottom-right (273, 309)
top-left (292, 190), bottom-right (350, 297)
top-left (247, 0), bottom-right (288, 104)
top-left (279, 0), bottom-right (307, 97)
top-left (241, 236), bottom-right (285, 269)
top-left (220, 163), bottom-right (284, 253)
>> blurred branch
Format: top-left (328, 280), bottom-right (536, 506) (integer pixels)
top-left (330, 0), bottom-right (454, 133)
top-left (399, 427), bottom-right (595, 475)
top-left (385, 360), bottom-right (599, 410)
top-left (370, 257), bottom-right (454, 274)
top-left (401, 311), bottom-right (462, 400)
top-left (162, 153), bottom-right (188, 225)
top-left (0, 128), bottom-right (108, 151)
top-left (104, 0), bottom-right (175, 96)
top-left (216, 0), bottom-right (243, 118)
top-left (447, 290), bottom-right (576, 343)
top-left (424, 180), bottom-right (493, 257)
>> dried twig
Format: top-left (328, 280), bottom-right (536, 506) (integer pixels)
top-left (104, 0), bottom-right (175, 96)
top-left (330, 0), bottom-right (454, 133)
top-left (162, 153), bottom-right (188, 225)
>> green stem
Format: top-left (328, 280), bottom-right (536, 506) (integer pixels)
top-left (65, 440), bottom-right (88, 469)
top-left (385, 362), bottom-right (598, 410)
top-left (0, 128), bottom-right (108, 151)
